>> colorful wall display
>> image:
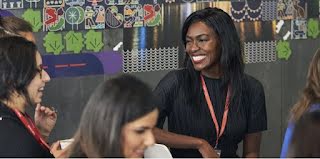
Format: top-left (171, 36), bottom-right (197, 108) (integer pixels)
top-left (1, 0), bottom-right (320, 77)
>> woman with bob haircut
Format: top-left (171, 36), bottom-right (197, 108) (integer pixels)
top-left (153, 7), bottom-right (267, 158)
top-left (0, 36), bottom-right (55, 157)
top-left (68, 74), bottom-right (159, 157)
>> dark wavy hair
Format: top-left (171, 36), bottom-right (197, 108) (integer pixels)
top-left (181, 7), bottom-right (244, 109)
top-left (0, 36), bottom-right (38, 106)
top-left (69, 74), bottom-right (158, 157)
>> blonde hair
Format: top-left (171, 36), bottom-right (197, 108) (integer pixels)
top-left (290, 48), bottom-right (320, 122)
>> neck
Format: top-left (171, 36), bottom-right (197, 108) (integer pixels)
top-left (201, 64), bottom-right (222, 79)
top-left (3, 94), bottom-right (26, 113)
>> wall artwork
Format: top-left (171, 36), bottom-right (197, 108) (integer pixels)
top-left (277, 0), bottom-right (307, 20)
top-left (0, 0), bottom-right (23, 9)
top-left (230, 0), bottom-right (262, 22)
top-left (42, 51), bottom-right (122, 78)
top-left (291, 19), bottom-right (307, 39)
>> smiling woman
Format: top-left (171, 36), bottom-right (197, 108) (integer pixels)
top-left (67, 74), bottom-right (159, 158)
top-left (153, 7), bottom-right (267, 158)
top-left (0, 36), bottom-right (52, 157)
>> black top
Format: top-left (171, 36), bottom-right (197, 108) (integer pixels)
top-left (154, 69), bottom-right (267, 157)
top-left (0, 103), bottom-right (53, 157)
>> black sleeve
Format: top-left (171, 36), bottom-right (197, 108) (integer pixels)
top-left (0, 117), bottom-right (53, 157)
top-left (246, 78), bottom-right (268, 134)
top-left (153, 71), bottom-right (179, 128)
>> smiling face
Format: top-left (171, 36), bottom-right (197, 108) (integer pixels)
top-left (120, 109), bottom-right (158, 158)
top-left (185, 21), bottom-right (221, 74)
top-left (27, 52), bottom-right (50, 105)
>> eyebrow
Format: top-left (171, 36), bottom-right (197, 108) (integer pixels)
top-left (186, 34), bottom-right (210, 39)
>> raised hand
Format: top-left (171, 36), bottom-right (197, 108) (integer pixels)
top-left (50, 141), bottom-right (71, 158)
top-left (34, 104), bottom-right (57, 140)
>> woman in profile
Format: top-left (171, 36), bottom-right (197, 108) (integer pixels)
top-left (281, 48), bottom-right (320, 157)
top-left (0, 36), bottom-right (54, 157)
top-left (0, 11), bottom-right (58, 144)
top-left (68, 74), bottom-right (159, 157)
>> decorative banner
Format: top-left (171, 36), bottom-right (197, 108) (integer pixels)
top-left (244, 41), bottom-right (277, 64)
top-left (277, 0), bottom-right (307, 20)
top-left (65, 0), bottom-right (85, 6)
top-left (291, 19), bottom-right (307, 39)
top-left (105, 5), bottom-right (124, 28)
top-left (85, 30), bottom-right (104, 52)
top-left (22, 9), bottom-right (43, 32)
top-left (230, 0), bottom-right (262, 22)
top-left (65, 31), bottom-right (84, 53)
top-left (43, 7), bottom-right (66, 31)
top-left (276, 40), bottom-right (292, 60)
top-left (124, 4), bottom-right (143, 28)
top-left (84, 5), bottom-right (105, 29)
top-left (105, 0), bottom-right (139, 5)
top-left (86, 0), bottom-right (103, 6)
top-left (0, 0), bottom-right (23, 9)
top-left (307, 18), bottom-right (320, 39)
top-left (24, 0), bottom-right (43, 8)
top-left (143, 3), bottom-right (161, 26)
top-left (65, 6), bottom-right (85, 30)
top-left (42, 51), bottom-right (122, 78)
top-left (261, 0), bottom-right (277, 21)
top-left (44, 0), bottom-right (65, 8)
top-left (164, 0), bottom-right (175, 3)
top-left (43, 32), bottom-right (65, 55)
top-left (181, 0), bottom-right (194, 2)
top-left (123, 47), bottom-right (179, 73)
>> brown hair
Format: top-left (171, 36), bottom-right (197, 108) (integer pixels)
top-left (0, 16), bottom-right (32, 34)
top-left (290, 48), bottom-right (320, 122)
top-left (68, 74), bottom-right (157, 157)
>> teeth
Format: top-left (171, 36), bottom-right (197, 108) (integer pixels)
top-left (192, 55), bottom-right (206, 62)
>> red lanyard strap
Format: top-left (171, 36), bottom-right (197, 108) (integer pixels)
top-left (200, 75), bottom-right (231, 148)
top-left (12, 109), bottom-right (50, 150)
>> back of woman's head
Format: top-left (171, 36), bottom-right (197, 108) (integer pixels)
top-left (0, 36), bottom-right (38, 104)
top-left (288, 110), bottom-right (320, 157)
top-left (74, 74), bottom-right (157, 157)
top-left (0, 16), bottom-right (32, 34)
top-left (291, 48), bottom-right (320, 121)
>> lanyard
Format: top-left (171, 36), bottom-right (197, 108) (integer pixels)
top-left (12, 109), bottom-right (50, 150)
top-left (200, 75), bottom-right (231, 148)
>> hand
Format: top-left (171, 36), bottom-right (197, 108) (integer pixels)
top-left (34, 104), bottom-right (57, 140)
top-left (197, 139), bottom-right (219, 158)
top-left (50, 141), bottom-right (70, 158)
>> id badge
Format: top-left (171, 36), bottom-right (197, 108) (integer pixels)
top-left (215, 149), bottom-right (221, 157)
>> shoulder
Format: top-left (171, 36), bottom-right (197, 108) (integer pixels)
top-left (0, 103), bottom-right (20, 123)
top-left (161, 68), bottom-right (188, 81)
top-left (155, 68), bottom-right (188, 89)
top-left (242, 74), bottom-right (264, 92)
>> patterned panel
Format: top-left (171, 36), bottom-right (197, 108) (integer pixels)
top-left (261, 0), bottom-right (277, 21)
top-left (244, 41), bottom-right (277, 63)
top-left (123, 47), bottom-right (179, 73)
